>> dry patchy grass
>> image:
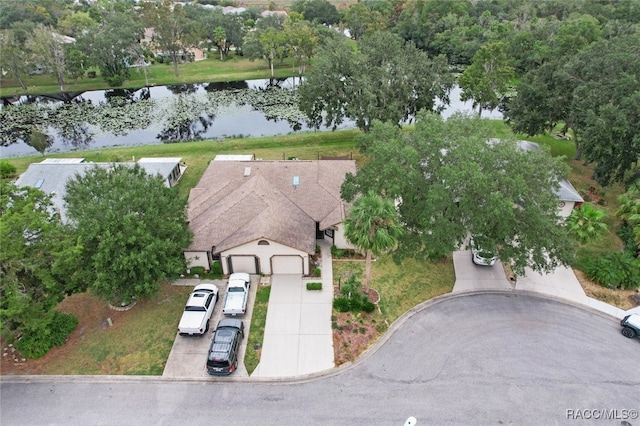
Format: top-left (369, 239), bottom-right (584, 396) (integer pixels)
top-left (1, 283), bottom-right (191, 375)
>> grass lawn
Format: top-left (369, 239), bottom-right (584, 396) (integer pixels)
top-left (0, 54), bottom-right (299, 98)
top-left (333, 255), bottom-right (455, 325)
top-left (0, 282), bottom-right (192, 375)
top-left (244, 285), bottom-right (271, 375)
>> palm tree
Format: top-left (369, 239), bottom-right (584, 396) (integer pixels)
top-left (566, 203), bottom-right (608, 244)
top-left (344, 191), bottom-right (403, 290)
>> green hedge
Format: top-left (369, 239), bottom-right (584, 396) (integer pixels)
top-left (306, 282), bottom-right (322, 290)
top-left (584, 251), bottom-right (640, 290)
top-left (15, 311), bottom-right (78, 359)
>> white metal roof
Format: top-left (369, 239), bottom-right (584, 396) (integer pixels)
top-left (214, 154), bottom-right (255, 161)
top-left (40, 158), bottom-right (86, 164)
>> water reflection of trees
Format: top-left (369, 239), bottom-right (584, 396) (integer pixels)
top-left (52, 103), bottom-right (94, 148)
top-left (165, 84), bottom-right (198, 95)
top-left (1, 78), bottom-right (311, 153)
top-left (204, 81), bottom-right (249, 91)
top-left (157, 94), bottom-right (216, 143)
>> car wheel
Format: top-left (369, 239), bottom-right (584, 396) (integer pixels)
top-left (621, 327), bottom-right (636, 338)
top-left (205, 321), bottom-right (210, 334)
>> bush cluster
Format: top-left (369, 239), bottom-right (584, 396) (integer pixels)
top-left (306, 282), bottom-right (322, 291)
top-left (211, 261), bottom-right (222, 276)
top-left (15, 312), bottom-right (78, 359)
top-left (0, 161), bottom-right (17, 178)
top-left (333, 276), bottom-right (375, 313)
top-left (617, 223), bottom-right (640, 257)
top-left (584, 252), bottom-right (640, 290)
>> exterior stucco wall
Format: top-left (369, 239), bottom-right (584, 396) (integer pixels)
top-left (184, 251), bottom-right (211, 269)
top-left (221, 239), bottom-right (310, 275)
top-left (558, 201), bottom-right (577, 218)
top-left (332, 223), bottom-right (356, 250)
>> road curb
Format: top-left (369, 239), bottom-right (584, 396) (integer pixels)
top-left (1, 289), bottom-right (624, 386)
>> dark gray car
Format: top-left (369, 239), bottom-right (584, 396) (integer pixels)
top-left (206, 318), bottom-right (244, 375)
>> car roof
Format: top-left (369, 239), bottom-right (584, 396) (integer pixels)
top-left (186, 285), bottom-right (217, 308)
top-left (626, 314), bottom-right (640, 328)
top-left (193, 283), bottom-right (218, 293)
top-left (229, 272), bottom-right (250, 281)
top-left (208, 342), bottom-right (232, 361)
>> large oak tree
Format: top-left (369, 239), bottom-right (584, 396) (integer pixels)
top-left (298, 31), bottom-right (454, 132)
top-left (63, 164), bottom-right (192, 305)
top-left (341, 111), bottom-right (574, 276)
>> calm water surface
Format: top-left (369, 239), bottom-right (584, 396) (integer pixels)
top-left (0, 79), bottom-right (501, 158)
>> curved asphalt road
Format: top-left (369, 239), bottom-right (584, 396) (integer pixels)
top-left (2, 292), bottom-right (639, 425)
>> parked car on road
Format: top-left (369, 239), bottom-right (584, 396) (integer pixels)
top-left (206, 318), bottom-right (245, 376)
top-left (620, 313), bottom-right (640, 338)
top-left (222, 272), bottom-right (251, 316)
top-left (470, 237), bottom-right (497, 266)
top-left (178, 283), bottom-right (218, 336)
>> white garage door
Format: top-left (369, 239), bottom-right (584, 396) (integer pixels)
top-left (271, 255), bottom-right (304, 275)
top-left (228, 255), bottom-right (258, 274)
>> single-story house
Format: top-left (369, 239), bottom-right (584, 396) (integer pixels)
top-left (14, 157), bottom-right (185, 222)
top-left (185, 158), bottom-right (357, 276)
top-left (513, 140), bottom-right (584, 217)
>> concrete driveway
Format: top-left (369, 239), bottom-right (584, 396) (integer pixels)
top-left (452, 250), bottom-right (512, 292)
top-left (515, 265), bottom-right (588, 302)
top-left (251, 274), bottom-right (334, 377)
top-left (162, 276), bottom-right (258, 379)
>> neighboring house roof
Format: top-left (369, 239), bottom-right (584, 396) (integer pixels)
top-left (214, 154), bottom-right (255, 161)
top-left (556, 179), bottom-right (584, 203)
top-left (187, 160), bottom-right (356, 254)
top-left (488, 139), bottom-right (584, 203)
top-left (15, 158), bottom-right (182, 223)
top-left (261, 10), bottom-right (288, 17)
top-left (222, 6), bottom-right (247, 14)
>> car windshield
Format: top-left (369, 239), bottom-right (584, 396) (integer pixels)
top-left (228, 287), bottom-right (243, 292)
top-left (185, 306), bottom-right (206, 312)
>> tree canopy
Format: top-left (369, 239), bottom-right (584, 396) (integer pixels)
top-left (567, 34), bottom-right (640, 186)
top-left (63, 164), bottom-right (192, 305)
top-left (0, 182), bottom-right (73, 344)
top-left (77, 11), bottom-right (143, 87)
top-left (141, 0), bottom-right (196, 77)
top-left (298, 31), bottom-right (454, 132)
top-left (458, 41), bottom-right (514, 117)
top-left (341, 111), bottom-right (574, 276)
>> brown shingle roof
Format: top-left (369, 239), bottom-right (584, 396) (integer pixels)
top-left (188, 160), bottom-right (356, 253)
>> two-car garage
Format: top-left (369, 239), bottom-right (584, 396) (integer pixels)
top-left (227, 254), bottom-right (304, 275)
top-left (223, 239), bottom-right (309, 275)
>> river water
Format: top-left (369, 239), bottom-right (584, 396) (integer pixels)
top-left (0, 78), bottom-right (502, 158)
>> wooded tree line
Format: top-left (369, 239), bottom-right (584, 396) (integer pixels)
top-left (1, 0), bottom-right (638, 258)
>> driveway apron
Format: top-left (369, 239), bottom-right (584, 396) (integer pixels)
top-left (252, 272), bottom-right (334, 378)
